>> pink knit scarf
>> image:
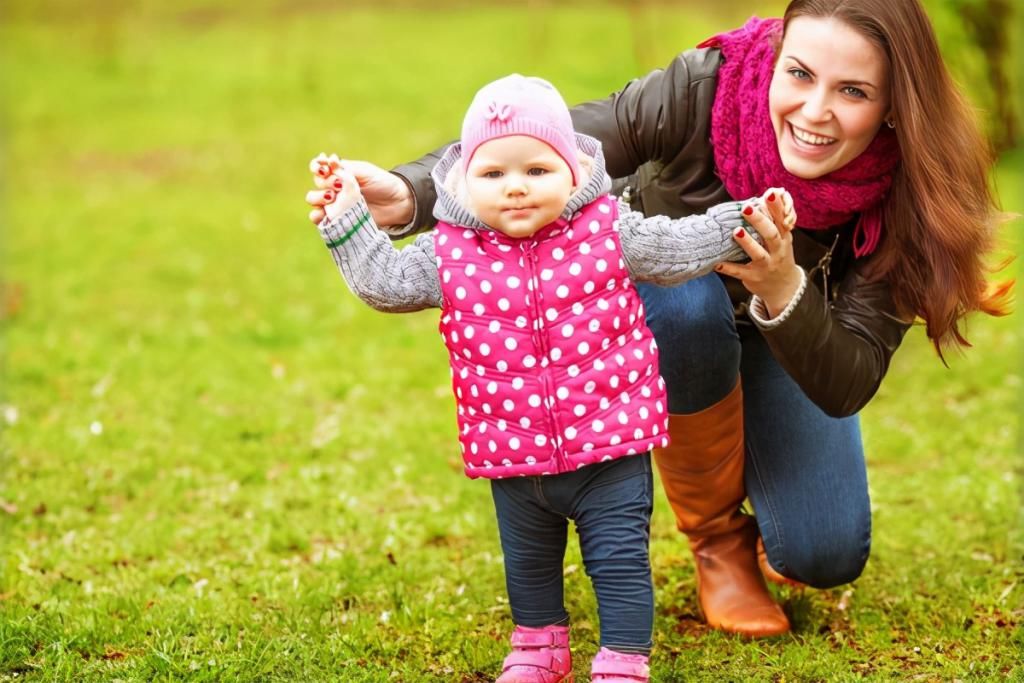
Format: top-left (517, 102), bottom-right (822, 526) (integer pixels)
top-left (702, 17), bottom-right (901, 257)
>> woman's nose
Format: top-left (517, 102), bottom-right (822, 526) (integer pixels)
top-left (801, 87), bottom-right (832, 122)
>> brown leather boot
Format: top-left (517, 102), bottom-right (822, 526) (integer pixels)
top-left (653, 380), bottom-right (790, 637)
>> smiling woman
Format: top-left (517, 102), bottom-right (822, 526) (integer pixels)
top-left (769, 17), bottom-right (892, 179)
top-left (319, 0), bottom-right (1013, 644)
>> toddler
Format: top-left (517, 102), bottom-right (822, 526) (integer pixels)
top-left (307, 75), bottom-right (790, 683)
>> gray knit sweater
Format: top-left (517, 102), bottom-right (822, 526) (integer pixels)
top-left (318, 134), bottom-right (754, 312)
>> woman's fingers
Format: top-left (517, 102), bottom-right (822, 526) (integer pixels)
top-left (305, 189), bottom-right (335, 206)
top-left (309, 207), bottom-right (325, 224)
top-left (733, 223), bottom-right (770, 262)
top-left (742, 202), bottom-right (782, 248)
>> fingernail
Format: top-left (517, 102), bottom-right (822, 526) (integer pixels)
top-left (332, 178), bottom-right (344, 190)
top-left (735, 228), bottom-right (746, 239)
top-left (767, 192), bottom-right (776, 202)
top-left (323, 190), bottom-right (335, 202)
top-left (742, 206), bottom-right (754, 216)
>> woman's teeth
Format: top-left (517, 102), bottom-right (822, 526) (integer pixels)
top-left (791, 125), bottom-right (836, 146)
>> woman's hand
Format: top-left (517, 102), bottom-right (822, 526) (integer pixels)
top-left (305, 154), bottom-right (414, 227)
top-left (716, 187), bottom-right (803, 318)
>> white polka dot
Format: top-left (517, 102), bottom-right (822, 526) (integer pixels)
top-left (583, 443), bottom-right (594, 451)
top-left (520, 416), bottom-right (531, 429)
top-left (460, 368), bottom-right (469, 379)
top-left (509, 436), bottom-right (520, 449)
top-left (572, 302), bottom-right (584, 316)
top-left (599, 397), bottom-right (610, 410)
top-left (473, 303), bottom-right (485, 316)
top-left (609, 376), bottom-right (620, 389)
top-left (534, 435), bottom-right (547, 447)
top-left (561, 323), bottom-right (574, 338)
top-left (641, 386), bottom-right (652, 398)
top-left (486, 381), bottom-right (499, 395)
top-left (550, 348), bottom-right (562, 362)
top-left (512, 377), bottom-right (525, 390)
top-left (480, 280), bottom-right (492, 294)
top-left (541, 268), bottom-right (554, 281)
top-left (504, 338), bottom-right (517, 351)
top-left (580, 242), bottom-right (592, 255)
top-left (497, 360), bottom-right (509, 372)
top-left (488, 440), bottom-right (497, 453)
top-left (616, 353), bottom-right (626, 366)
top-left (525, 455), bottom-right (536, 465)
top-left (574, 404), bottom-right (587, 417)
top-left (442, 270), bottom-right (452, 283)
top-left (497, 419), bottom-right (508, 431)
top-left (633, 348), bottom-right (644, 360)
top-left (583, 281), bottom-right (595, 294)
top-left (656, 401), bottom-right (664, 413)
top-left (497, 298), bottom-right (510, 312)
top-left (507, 276), bottom-right (521, 289)
top-left (618, 411), bottom-right (629, 425)
top-left (634, 428), bottom-right (644, 440)
top-left (451, 247), bottom-right (463, 259)
top-left (438, 234), bottom-right (448, 245)
top-left (598, 203), bottom-right (611, 214)
top-left (552, 248), bottom-right (565, 260)
top-left (577, 341), bottom-right (590, 355)
top-left (618, 295), bottom-right (628, 308)
top-left (489, 321), bottom-right (501, 333)
top-left (491, 261), bottom-right (504, 273)
top-left (592, 419), bottom-right (605, 432)
top-left (597, 299), bottom-right (609, 311)
top-left (466, 263), bottom-right (477, 277)
top-left (503, 399), bottom-right (515, 411)
top-left (462, 348), bottom-right (472, 359)
top-left (455, 286), bottom-right (467, 300)
top-left (516, 316), bottom-right (529, 328)
top-left (528, 395), bottom-right (542, 408)
top-left (463, 326), bottom-right (475, 339)
top-left (596, 259), bottom-right (608, 272)
top-left (620, 392), bottom-right (631, 404)
top-left (556, 387), bottom-right (569, 400)
top-left (470, 385), bottom-right (479, 398)
top-left (610, 435), bottom-right (622, 445)
top-left (584, 380), bottom-right (597, 394)
top-left (588, 320), bottom-right (600, 333)
top-left (556, 285), bottom-right (570, 298)
top-left (523, 355), bottom-right (537, 369)
top-left (567, 365), bottom-right (580, 378)
top-left (478, 343), bottom-right (491, 356)
top-left (451, 330), bottom-right (460, 344)
top-left (628, 370), bottom-right (639, 382)
top-left (470, 442), bottom-right (478, 454)
top-left (639, 406), bottom-right (649, 419)
top-left (569, 262), bottom-right (582, 276)
top-left (604, 238), bottom-right (616, 251)
top-left (593, 359), bottom-right (606, 371)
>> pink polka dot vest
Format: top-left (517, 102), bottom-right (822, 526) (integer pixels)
top-left (434, 195), bottom-right (670, 479)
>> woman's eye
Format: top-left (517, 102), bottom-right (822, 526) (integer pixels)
top-left (788, 67), bottom-right (811, 81)
top-left (841, 86), bottom-right (867, 99)
top-left (527, 167), bottom-right (548, 176)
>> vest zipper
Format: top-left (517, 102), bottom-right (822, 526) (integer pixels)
top-left (521, 242), bottom-right (569, 473)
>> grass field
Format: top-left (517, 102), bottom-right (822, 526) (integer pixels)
top-left (1, 1), bottom-right (1020, 680)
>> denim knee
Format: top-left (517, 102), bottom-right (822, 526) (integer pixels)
top-left (773, 528), bottom-right (871, 589)
top-left (637, 276), bottom-right (739, 412)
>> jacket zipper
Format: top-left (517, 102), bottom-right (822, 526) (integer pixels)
top-left (521, 242), bottom-right (569, 473)
top-left (807, 233), bottom-right (840, 308)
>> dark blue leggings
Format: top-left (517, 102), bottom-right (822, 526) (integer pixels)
top-left (637, 274), bottom-right (871, 588)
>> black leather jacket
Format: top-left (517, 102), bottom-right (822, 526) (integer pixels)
top-left (393, 48), bottom-right (911, 418)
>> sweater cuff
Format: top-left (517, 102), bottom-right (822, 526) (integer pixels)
top-left (748, 267), bottom-right (808, 330)
top-left (318, 201), bottom-right (374, 249)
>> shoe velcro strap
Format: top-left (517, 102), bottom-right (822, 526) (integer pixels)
top-left (510, 629), bottom-right (567, 648)
top-left (591, 659), bottom-right (650, 679)
top-left (502, 650), bottom-right (556, 671)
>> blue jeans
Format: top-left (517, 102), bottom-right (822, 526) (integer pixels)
top-left (638, 275), bottom-right (872, 588)
top-left (490, 454), bottom-right (654, 653)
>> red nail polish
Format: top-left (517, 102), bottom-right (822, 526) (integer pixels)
top-left (735, 228), bottom-right (746, 239)
top-left (767, 192), bottom-right (776, 202)
top-left (333, 178), bottom-right (344, 190)
top-left (323, 190), bottom-right (335, 202)
top-left (742, 206), bottom-right (754, 216)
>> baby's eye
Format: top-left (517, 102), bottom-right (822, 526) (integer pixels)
top-left (527, 167), bottom-right (549, 176)
top-left (788, 67), bottom-right (811, 81)
top-left (483, 170), bottom-right (503, 179)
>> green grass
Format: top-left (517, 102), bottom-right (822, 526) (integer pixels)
top-left (1, 1), bottom-right (1020, 680)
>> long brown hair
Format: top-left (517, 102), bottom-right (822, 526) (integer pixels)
top-left (783, 0), bottom-right (1013, 355)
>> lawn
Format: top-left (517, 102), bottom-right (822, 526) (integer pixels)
top-left (1, 1), bottom-right (1020, 681)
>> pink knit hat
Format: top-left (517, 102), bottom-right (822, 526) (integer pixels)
top-left (461, 74), bottom-right (580, 184)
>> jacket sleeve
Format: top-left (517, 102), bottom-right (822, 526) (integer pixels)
top-left (570, 48), bottom-right (718, 179)
top-left (749, 263), bottom-right (912, 417)
top-left (618, 198), bottom-right (755, 285)
top-left (317, 200), bottom-right (442, 312)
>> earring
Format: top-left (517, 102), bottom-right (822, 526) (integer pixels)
top-left (886, 118), bottom-right (896, 129)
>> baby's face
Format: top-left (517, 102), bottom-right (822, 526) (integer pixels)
top-left (464, 135), bottom-right (575, 239)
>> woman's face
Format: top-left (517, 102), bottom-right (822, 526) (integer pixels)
top-left (769, 16), bottom-right (891, 179)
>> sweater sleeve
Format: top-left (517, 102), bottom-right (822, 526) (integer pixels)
top-left (618, 198), bottom-right (755, 285)
top-left (317, 200), bottom-right (442, 312)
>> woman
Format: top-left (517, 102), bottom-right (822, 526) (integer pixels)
top-left (307, 0), bottom-right (1010, 638)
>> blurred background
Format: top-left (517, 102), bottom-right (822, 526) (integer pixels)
top-left (1, 1), bottom-right (1020, 680)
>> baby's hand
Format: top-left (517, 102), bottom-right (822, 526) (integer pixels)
top-left (305, 154), bottom-right (364, 223)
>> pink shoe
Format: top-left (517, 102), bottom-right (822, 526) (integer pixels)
top-left (495, 624), bottom-right (573, 683)
top-left (590, 647), bottom-right (649, 682)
